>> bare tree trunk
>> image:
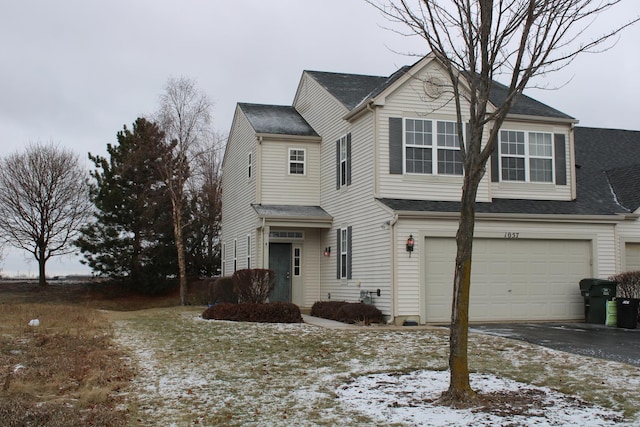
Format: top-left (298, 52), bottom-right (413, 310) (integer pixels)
top-left (38, 246), bottom-right (47, 287)
top-left (442, 173), bottom-right (480, 404)
top-left (172, 201), bottom-right (188, 305)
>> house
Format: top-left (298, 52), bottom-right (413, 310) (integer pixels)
top-left (220, 54), bottom-right (640, 324)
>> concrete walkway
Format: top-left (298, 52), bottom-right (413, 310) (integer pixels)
top-left (301, 314), bottom-right (361, 329)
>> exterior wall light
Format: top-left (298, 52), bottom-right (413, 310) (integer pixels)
top-left (406, 235), bottom-right (415, 257)
top-left (324, 247), bottom-right (331, 257)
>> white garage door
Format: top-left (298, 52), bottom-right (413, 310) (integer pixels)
top-left (625, 243), bottom-right (640, 271)
top-left (423, 237), bottom-right (591, 323)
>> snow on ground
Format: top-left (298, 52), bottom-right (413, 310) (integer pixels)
top-left (111, 309), bottom-right (636, 426)
top-left (337, 370), bottom-right (624, 426)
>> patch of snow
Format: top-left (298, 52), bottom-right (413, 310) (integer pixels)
top-left (336, 370), bottom-right (625, 426)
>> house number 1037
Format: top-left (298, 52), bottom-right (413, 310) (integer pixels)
top-left (504, 232), bottom-right (520, 239)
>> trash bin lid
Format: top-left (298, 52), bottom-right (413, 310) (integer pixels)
top-left (579, 278), bottom-right (617, 296)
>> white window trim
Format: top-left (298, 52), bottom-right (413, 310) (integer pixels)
top-left (340, 228), bottom-right (348, 279)
top-left (403, 118), bottom-right (464, 176)
top-left (233, 239), bottom-right (237, 273)
top-left (339, 134), bottom-right (348, 187)
top-left (499, 129), bottom-right (554, 183)
top-left (288, 148), bottom-right (306, 176)
top-left (246, 234), bottom-right (251, 268)
top-left (248, 152), bottom-right (252, 179)
top-left (221, 242), bottom-right (226, 277)
top-left (293, 246), bottom-right (301, 277)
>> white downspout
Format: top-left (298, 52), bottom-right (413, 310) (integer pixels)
top-left (389, 213), bottom-right (399, 324)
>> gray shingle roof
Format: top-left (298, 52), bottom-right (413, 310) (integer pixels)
top-left (488, 80), bottom-right (573, 120)
top-left (304, 71), bottom-right (389, 110)
top-left (307, 66), bottom-right (572, 120)
top-left (252, 204), bottom-right (332, 220)
top-left (606, 165), bottom-right (640, 212)
top-left (239, 103), bottom-right (318, 137)
top-left (576, 127), bottom-right (640, 213)
top-left (380, 127), bottom-right (640, 217)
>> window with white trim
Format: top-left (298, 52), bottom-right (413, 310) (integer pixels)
top-left (246, 234), bottom-right (251, 268)
top-left (221, 242), bottom-right (226, 277)
top-left (288, 148), bottom-right (305, 175)
top-left (248, 152), bottom-right (252, 178)
top-left (339, 135), bottom-right (348, 187)
top-left (405, 118), bottom-right (463, 175)
top-left (233, 239), bottom-right (237, 272)
top-left (500, 130), bottom-right (553, 182)
top-left (340, 228), bottom-right (348, 279)
top-left (293, 247), bottom-right (301, 277)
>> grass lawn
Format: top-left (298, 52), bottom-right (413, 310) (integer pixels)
top-left (2, 280), bottom-right (640, 426)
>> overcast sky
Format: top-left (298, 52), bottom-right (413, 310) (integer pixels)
top-left (1, 1), bottom-right (639, 276)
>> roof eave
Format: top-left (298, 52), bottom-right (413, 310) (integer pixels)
top-left (394, 210), bottom-right (629, 223)
top-left (256, 133), bottom-right (321, 142)
top-left (504, 113), bottom-right (578, 125)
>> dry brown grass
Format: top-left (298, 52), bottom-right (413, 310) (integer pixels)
top-left (0, 280), bottom-right (169, 426)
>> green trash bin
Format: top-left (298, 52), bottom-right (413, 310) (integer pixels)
top-left (579, 279), bottom-right (617, 324)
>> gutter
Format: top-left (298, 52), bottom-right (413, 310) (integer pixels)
top-left (392, 209), bottom-right (633, 223)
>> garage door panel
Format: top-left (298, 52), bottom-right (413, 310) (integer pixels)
top-left (625, 243), bottom-right (640, 271)
top-left (424, 237), bottom-right (591, 322)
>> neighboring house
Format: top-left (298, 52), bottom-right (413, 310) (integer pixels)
top-left (221, 53), bottom-right (640, 324)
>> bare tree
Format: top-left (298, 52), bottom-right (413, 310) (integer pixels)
top-left (367, 0), bottom-right (638, 404)
top-left (186, 131), bottom-right (225, 277)
top-left (0, 142), bottom-right (91, 286)
top-left (156, 76), bottom-right (213, 305)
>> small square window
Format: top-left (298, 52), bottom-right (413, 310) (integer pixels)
top-left (289, 149), bottom-right (305, 175)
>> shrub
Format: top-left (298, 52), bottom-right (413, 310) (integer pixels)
top-left (310, 301), bottom-right (384, 325)
top-left (310, 301), bottom-right (349, 319)
top-left (211, 276), bottom-right (238, 304)
top-left (232, 269), bottom-right (275, 303)
top-left (202, 302), bottom-right (303, 323)
top-left (609, 271), bottom-right (640, 299)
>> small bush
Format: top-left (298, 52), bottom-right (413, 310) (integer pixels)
top-left (211, 276), bottom-right (238, 304)
top-left (232, 269), bottom-right (275, 303)
top-left (609, 271), bottom-right (640, 299)
top-left (310, 301), bottom-right (384, 325)
top-left (202, 302), bottom-right (303, 323)
top-left (310, 301), bottom-right (349, 318)
top-left (335, 303), bottom-right (384, 325)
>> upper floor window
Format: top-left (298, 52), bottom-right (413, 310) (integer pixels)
top-left (248, 152), bottom-right (252, 178)
top-left (405, 118), bottom-right (463, 175)
top-left (339, 136), bottom-right (348, 186)
top-left (289, 148), bottom-right (305, 175)
top-left (336, 133), bottom-right (352, 189)
top-left (500, 130), bottom-right (553, 183)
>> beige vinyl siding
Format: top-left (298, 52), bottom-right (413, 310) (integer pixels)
top-left (259, 139), bottom-right (320, 205)
top-left (376, 60), bottom-right (575, 203)
top-left (294, 73), bottom-right (395, 316)
top-left (376, 61), bottom-right (491, 203)
top-left (221, 108), bottom-right (259, 276)
top-left (393, 218), bottom-right (617, 321)
top-left (625, 242), bottom-right (640, 271)
top-left (616, 217), bottom-right (640, 272)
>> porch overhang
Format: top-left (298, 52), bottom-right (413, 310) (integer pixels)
top-left (252, 204), bottom-right (333, 228)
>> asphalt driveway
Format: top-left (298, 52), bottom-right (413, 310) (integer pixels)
top-left (470, 322), bottom-right (640, 367)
